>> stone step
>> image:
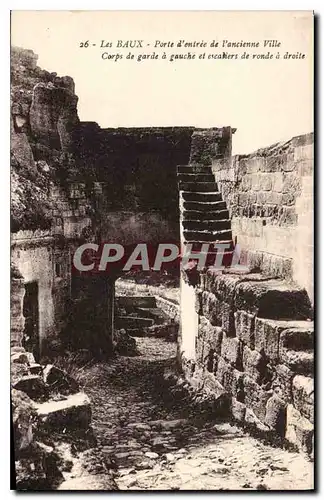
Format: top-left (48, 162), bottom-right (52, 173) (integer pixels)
top-left (182, 209), bottom-right (229, 220)
top-left (177, 173), bottom-right (215, 183)
top-left (182, 192), bottom-right (222, 203)
top-left (280, 324), bottom-right (314, 351)
top-left (177, 164), bottom-right (212, 174)
top-left (183, 200), bottom-right (226, 211)
top-left (280, 348), bottom-right (314, 376)
top-left (182, 219), bottom-right (231, 232)
top-left (116, 296), bottom-right (157, 309)
top-left (35, 392), bottom-right (91, 429)
top-left (135, 307), bottom-right (169, 324)
top-left (182, 250), bottom-right (235, 268)
top-left (179, 181), bottom-right (218, 192)
top-left (183, 229), bottom-right (232, 242)
top-left (237, 283), bottom-right (313, 321)
top-left (115, 316), bottom-right (155, 329)
top-left (183, 240), bottom-right (234, 251)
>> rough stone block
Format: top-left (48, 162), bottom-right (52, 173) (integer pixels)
top-left (259, 174), bottom-right (272, 191)
top-left (280, 349), bottom-right (314, 376)
top-left (285, 404), bottom-right (313, 455)
top-left (195, 289), bottom-right (203, 314)
top-left (43, 364), bottom-right (79, 395)
top-left (12, 389), bottom-right (37, 455)
top-left (255, 319), bottom-right (312, 363)
top-left (201, 291), bottom-right (222, 326)
top-left (215, 357), bottom-right (244, 400)
top-left (211, 273), bottom-right (242, 301)
top-left (221, 333), bottom-right (242, 369)
top-left (198, 317), bottom-right (223, 356)
top-left (272, 172), bottom-right (284, 192)
top-left (272, 364), bottom-right (294, 402)
top-left (203, 371), bottom-right (227, 401)
top-left (265, 394), bottom-right (286, 435)
top-left (13, 375), bottom-right (48, 402)
top-left (221, 301), bottom-right (236, 337)
top-left (234, 280), bottom-right (312, 320)
top-left (244, 408), bottom-right (270, 431)
top-left (11, 352), bottom-right (30, 365)
top-left (242, 346), bottom-right (267, 384)
top-left (298, 159), bottom-right (313, 176)
top-left (36, 392), bottom-right (92, 429)
top-left (234, 310), bottom-right (255, 348)
top-left (231, 398), bottom-right (246, 422)
top-left (280, 325), bottom-right (314, 351)
top-left (292, 375), bottom-right (314, 423)
top-left (294, 144), bottom-right (313, 161)
top-left (243, 376), bottom-right (273, 422)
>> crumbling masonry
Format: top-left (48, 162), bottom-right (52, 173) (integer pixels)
top-left (11, 45), bottom-right (314, 472)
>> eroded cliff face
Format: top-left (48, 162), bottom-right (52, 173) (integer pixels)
top-left (11, 47), bottom-right (80, 232)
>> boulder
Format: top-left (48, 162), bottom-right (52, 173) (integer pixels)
top-left (113, 329), bottom-right (138, 356)
top-left (13, 375), bottom-right (48, 402)
top-left (35, 392), bottom-right (91, 429)
top-left (11, 389), bottom-right (37, 456)
top-left (43, 364), bottom-right (79, 395)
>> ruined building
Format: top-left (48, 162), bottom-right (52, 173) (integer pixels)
top-left (11, 46), bottom-right (314, 464)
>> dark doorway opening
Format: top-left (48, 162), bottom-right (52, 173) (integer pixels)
top-left (22, 281), bottom-right (40, 362)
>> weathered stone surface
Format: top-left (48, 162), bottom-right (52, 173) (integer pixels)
top-left (114, 329), bottom-right (138, 356)
top-left (220, 301), bottom-right (236, 337)
top-left (36, 392), bottom-right (91, 429)
top-left (244, 408), bottom-right (270, 432)
top-left (43, 364), bottom-right (79, 395)
top-left (292, 375), bottom-right (314, 423)
top-left (235, 310), bottom-right (255, 348)
top-left (29, 83), bottom-right (79, 151)
top-left (198, 318), bottom-right (223, 356)
top-left (272, 364), bottom-right (294, 402)
top-left (13, 375), bottom-right (48, 402)
top-left (265, 394), bottom-right (286, 435)
top-left (285, 404), bottom-right (313, 455)
top-left (12, 389), bottom-right (37, 455)
top-left (280, 349), bottom-right (314, 375)
top-left (10, 277), bottom-right (25, 348)
top-left (230, 397), bottom-right (246, 422)
top-left (242, 346), bottom-right (267, 385)
top-left (221, 333), bottom-right (242, 369)
top-left (255, 319), bottom-right (311, 363)
top-left (12, 352), bottom-right (30, 364)
top-left (243, 376), bottom-right (273, 422)
top-left (279, 326), bottom-right (313, 351)
top-left (234, 280), bottom-right (312, 320)
top-left (201, 291), bottom-right (222, 326)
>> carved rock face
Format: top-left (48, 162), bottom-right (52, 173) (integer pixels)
top-left (29, 84), bottom-right (79, 151)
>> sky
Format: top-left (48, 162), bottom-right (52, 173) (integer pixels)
top-left (11, 10), bottom-right (313, 154)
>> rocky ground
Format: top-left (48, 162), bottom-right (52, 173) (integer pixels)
top-left (60, 337), bottom-right (314, 491)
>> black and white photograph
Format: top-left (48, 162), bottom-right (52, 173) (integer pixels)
top-left (9, 9), bottom-right (314, 491)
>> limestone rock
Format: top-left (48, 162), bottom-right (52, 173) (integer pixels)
top-left (43, 364), bottom-right (79, 395)
top-left (113, 329), bottom-right (138, 356)
top-left (285, 404), bottom-right (313, 456)
top-left (13, 375), bottom-right (48, 402)
top-left (35, 392), bottom-right (91, 429)
top-left (12, 352), bottom-right (30, 365)
top-left (12, 389), bottom-right (37, 455)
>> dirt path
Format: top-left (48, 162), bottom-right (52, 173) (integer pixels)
top-left (69, 337), bottom-right (313, 491)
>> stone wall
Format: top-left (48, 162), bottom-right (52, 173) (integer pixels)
top-left (178, 128), bottom-right (314, 457)
top-left (211, 133), bottom-right (314, 303)
top-left (11, 230), bottom-right (71, 356)
top-left (179, 269), bottom-right (314, 456)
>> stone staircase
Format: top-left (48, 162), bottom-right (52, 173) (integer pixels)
top-left (115, 296), bottom-right (178, 340)
top-left (177, 163), bottom-right (314, 456)
top-left (177, 164), bottom-right (234, 266)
